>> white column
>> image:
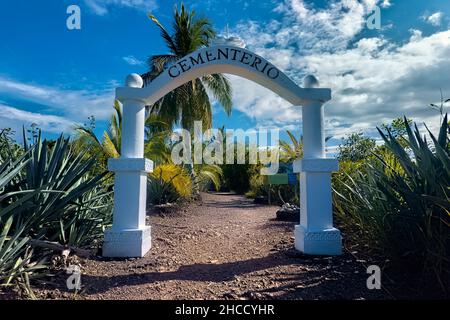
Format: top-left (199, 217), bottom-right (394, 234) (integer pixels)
top-left (121, 100), bottom-right (145, 158)
top-left (293, 75), bottom-right (342, 256)
top-left (103, 74), bottom-right (153, 258)
top-left (302, 100), bottom-right (325, 159)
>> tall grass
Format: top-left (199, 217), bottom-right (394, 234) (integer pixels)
top-left (334, 115), bottom-right (450, 288)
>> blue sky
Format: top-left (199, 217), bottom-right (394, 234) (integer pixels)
top-left (0, 0), bottom-right (450, 151)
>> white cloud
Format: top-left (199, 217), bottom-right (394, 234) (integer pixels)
top-left (423, 12), bottom-right (444, 27)
top-left (0, 104), bottom-right (74, 134)
top-left (380, 0), bottom-right (392, 8)
top-left (84, 0), bottom-right (158, 16)
top-left (227, 0), bottom-right (450, 139)
top-left (409, 28), bottom-right (423, 42)
top-left (0, 77), bottom-right (116, 134)
top-left (123, 55), bottom-right (144, 65)
top-left (267, 0), bottom-right (379, 54)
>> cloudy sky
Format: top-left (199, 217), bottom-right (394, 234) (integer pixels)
top-left (0, 0), bottom-right (449, 148)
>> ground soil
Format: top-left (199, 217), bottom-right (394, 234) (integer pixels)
top-left (25, 192), bottom-right (396, 300)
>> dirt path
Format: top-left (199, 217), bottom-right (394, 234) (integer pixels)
top-left (44, 193), bottom-right (389, 300)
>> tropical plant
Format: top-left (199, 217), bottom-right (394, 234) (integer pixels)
top-left (144, 114), bottom-right (173, 165)
top-left (280, 130), bottom-right (303, 163)
top-left (0, 216), bottom-right (46, 297)
top-left (0, 127), bottom-right (114, 296)
top-left (192, 164), bottom-right (222, 192)
top-left (148, 163), bottom-right (193, 205)
top-left (74, 101), bottom-right (122, 162)
top-left (337, 132), bottom-right (376, 162)
top-left (380, 117), bottom-right (413, 139)
top-left (334, 115), bottom-right (450, 289)
top-left (221, 161), bottom-right (254, 194)
top-left (0, 140), bottom-right (46, 295)
top-left (1, 130), bottom-right (113, 248)
top-left (142, 3), bottom-right (232, 130)
top-left (75, 101), bottom-right (172, 166)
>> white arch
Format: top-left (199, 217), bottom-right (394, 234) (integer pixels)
top-left (116, 45), bottom-right (331, 106)
top-left (103, 45), bottom-right (342, 258)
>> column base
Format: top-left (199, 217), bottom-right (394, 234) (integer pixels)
top-left (103, 226), bottom-right (151, 258)
top-left (294, 225), bottom-right (342, 255)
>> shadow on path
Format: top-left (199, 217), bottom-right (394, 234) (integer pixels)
top-left (84, 252), bottom-right (298, 294)
top-left (82, 250), bottom-right (384, 299)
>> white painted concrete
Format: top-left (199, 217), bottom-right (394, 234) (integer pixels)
top-left (116, 46), bottom-right (331, 106)
top-left (104, 46), bottom-right (342, 257)
top-left (293, 76), bottom-right (342, 255)
top-left (102, 74), bottom-right (153, 258)
top-left (302, 101), bottom-right (326, 159)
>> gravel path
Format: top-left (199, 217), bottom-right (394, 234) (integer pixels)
top-left (38, 193), bottom-right (390, 300)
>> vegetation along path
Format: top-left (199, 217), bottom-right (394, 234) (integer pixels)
top-left (42, 193), bottom-right (389, 300)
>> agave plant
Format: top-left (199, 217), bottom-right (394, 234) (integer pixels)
top-left (1, 129), bottom-right (113, 248)
top-left (0, 216), bottom-right (46, 297)
top-left (333, 115), bottom-right (450, 288)
top-left (0, 141), bottom-right (46, 294)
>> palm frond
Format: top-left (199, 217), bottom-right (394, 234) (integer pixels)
top-left (148, 14), bottom-right (178, 55)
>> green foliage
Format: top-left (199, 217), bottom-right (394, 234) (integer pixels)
top-left (337, 132), bottom-right (376, 162)
top-left (1, 131), bottom-right (113, 247)
top-left (144, 113), bottom-right (173, 165)
top-left (0, 143), bottom-right (46, 294)
top-left (245, 130), bottom-right (304, 204)
top-left (74, 100), bottom-right (122, 165)
top-left (380, 117), bottom-right (413, 138)
top-left (192, 164), bottom-right (222, 192)
top-left (0, 216), bottom-right (46, 297)
top-left (334, 115), bottom-right (450, 288)
top-left (75, 102), bottom-right (172, 168)
top-left (221, 162), bottom-right (254, 194)
top-left (147, 163), bottom-right (222, 205)
top-left (279, 130), bottom-right (303, 163)
top-left (148, 164), bottom-right (193, 205)
top-left (247, 179), bottom-right (299, 205)
top-left (0, 129), bottom-right (22, 160)
top-left (0, 128), bottom-right (112, 294)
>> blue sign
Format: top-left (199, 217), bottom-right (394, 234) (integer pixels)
top-left (287, 173), bottom-right (298, 185)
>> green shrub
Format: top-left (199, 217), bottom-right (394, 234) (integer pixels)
top-left (0, 131), bottom-right (113, 247)
top-left (334, 115), bottom-right (450, 288)
top-left (246, 171), bottom-right (299, 205)
top-left (0, 144), bottom-right (46, 295)
top-left (148, 164), bottom-right (193, 205)
top-left (337, 132), bottom-right (376, 162)
top-left (0, 129), bottom-right (113, 294)
top-left (221, 163), bottom-right (254, 194)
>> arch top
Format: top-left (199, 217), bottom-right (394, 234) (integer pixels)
top-left (116, 45), bottom-right (331, 106)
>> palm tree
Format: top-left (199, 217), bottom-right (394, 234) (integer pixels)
top-left (280, 130), bottom-right (303, 163)
top-left (74, 101), bottom-right (171, 166)
top-left (142, 3), bottom-right (232, 131)
top-left (280, 130), bottom-right (333, 163)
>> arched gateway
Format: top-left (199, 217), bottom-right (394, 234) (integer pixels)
top-left (103, 45), bottom-right (342, 258)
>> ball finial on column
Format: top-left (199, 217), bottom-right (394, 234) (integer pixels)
top-left (125, 73), bottom-right (144, 88)
top-left (303, 75), bottom-right (320, 88)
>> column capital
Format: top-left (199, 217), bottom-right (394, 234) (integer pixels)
top-left (116, 74), bottom-right (148, 104)
top-left (125, 73), bottom-right (144, 88)
top-left (293, 158), bottom-right (339, 173)
top-left (302, 99), bottom-right (325, 107)
top-left (303, 75), bottom-right (320, 88)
